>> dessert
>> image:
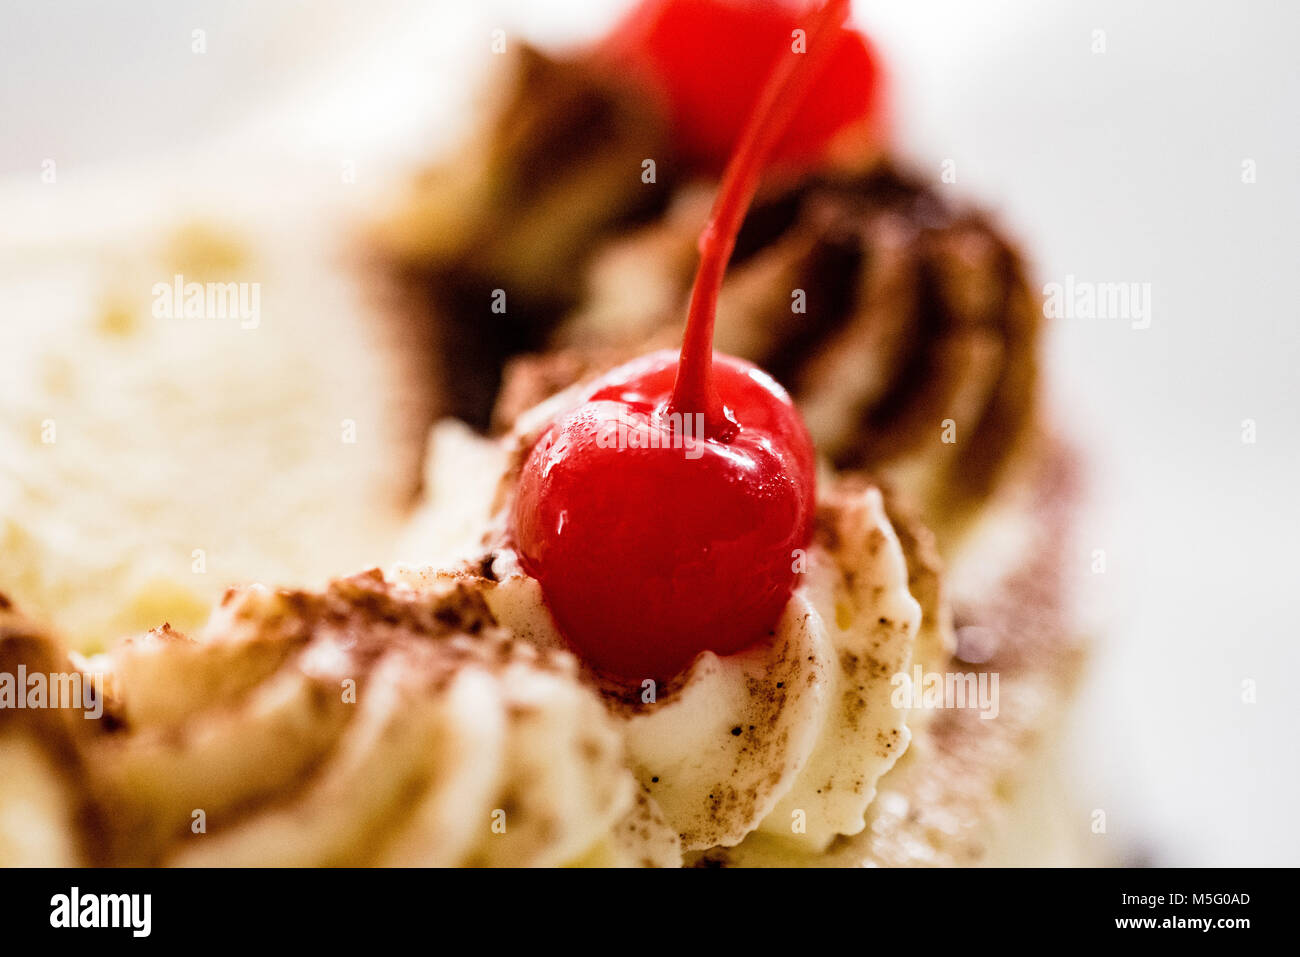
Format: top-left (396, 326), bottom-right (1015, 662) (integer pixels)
top-left (393, 0), bottom-right (1086, 865)
top-left (0, 0), bottom-right (1088, 867)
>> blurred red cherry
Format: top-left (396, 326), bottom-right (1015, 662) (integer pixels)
top-left (602, 0), bottom-right (884, 173)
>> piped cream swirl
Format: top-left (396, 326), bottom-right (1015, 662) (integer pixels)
top-left (398, 417), bottom-right (921, 855)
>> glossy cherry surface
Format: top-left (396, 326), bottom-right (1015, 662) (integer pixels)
top-left (512, 351), bottom-right (815, 679)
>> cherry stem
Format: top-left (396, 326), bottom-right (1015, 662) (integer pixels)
top-left (668, 0), bottom-right (850, 430)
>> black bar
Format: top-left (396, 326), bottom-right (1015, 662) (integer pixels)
top-left (0, 867), bottom-right (1281, 943)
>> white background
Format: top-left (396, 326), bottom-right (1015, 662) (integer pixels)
top-left (2, 0), bottom-right (1297, 865)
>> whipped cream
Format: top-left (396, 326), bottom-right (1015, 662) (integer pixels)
top-left (85, 571), bottom-right (680, 868)
top-left (398, 418), bottom-right (922, 857)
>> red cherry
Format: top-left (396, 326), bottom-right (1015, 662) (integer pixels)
top-left (602, 0), bottom-right (883, 173)
top-left (512, 0), bottom-right (847, 680)
top-left (512, 350), bottom-right (814, 679)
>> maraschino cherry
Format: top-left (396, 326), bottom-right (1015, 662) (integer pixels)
top-left (602, 0), bottom-right (882, 173)
top-left (513, 0), bottom-right (851, 681)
